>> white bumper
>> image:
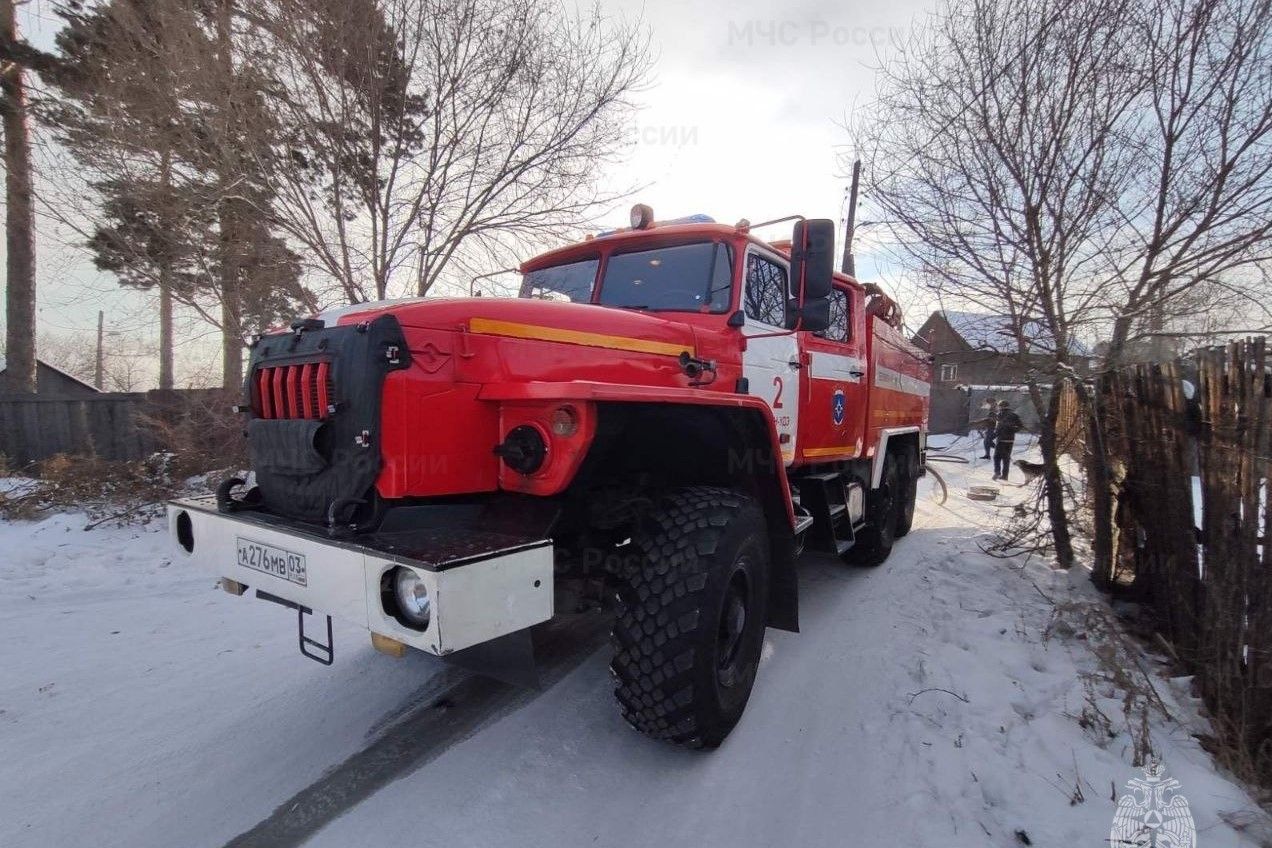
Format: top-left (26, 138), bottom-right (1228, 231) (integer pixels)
top-left (167, 498), bottom-right (554, 656)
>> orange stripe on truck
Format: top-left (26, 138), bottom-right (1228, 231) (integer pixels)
top-left (802, 445), bottom-right (860, 458)
top-left (468, 317), bottom-right (692, 358)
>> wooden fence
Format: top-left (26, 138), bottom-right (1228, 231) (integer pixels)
top-left (0, 389), bottom-right (228, 467)
top-left (1063, 339), bottom-right (1272, 779)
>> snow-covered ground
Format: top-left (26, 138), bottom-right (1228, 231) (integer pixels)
top-left (2, 442), bottom-right (1269, 848)
top-left (0, 509), bottom-right (454, 848)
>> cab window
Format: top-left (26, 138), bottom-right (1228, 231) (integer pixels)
top-left (520, 258), bottom-right (598, 302)
top-left (743, 252), bottom-right (787, 327)
top-left (814, 288), bottom-right (851, 343)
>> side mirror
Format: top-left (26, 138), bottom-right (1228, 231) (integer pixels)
top-left (790, 295), bottom-right (830, 332)
top-left (786, 218), bottom-right (835, 331)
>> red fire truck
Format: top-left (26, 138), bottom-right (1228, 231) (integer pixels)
top-left (168, 208), bottom-right (930, 748)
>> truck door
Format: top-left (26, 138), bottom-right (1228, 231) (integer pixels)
top-left (799, 285), bottom-right (869, 461)
top-left (740, 247), bottom-right (800, 464)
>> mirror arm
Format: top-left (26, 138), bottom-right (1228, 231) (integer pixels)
top-left (745, 325), bottom-right (802, 340)
top-left (740, 213), bottom-right (806, 232)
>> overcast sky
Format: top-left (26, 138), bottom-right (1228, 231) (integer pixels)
top-left (599, 0), bottom-right (930, 233)
top-left (7, 0), bottom-right (936, 386)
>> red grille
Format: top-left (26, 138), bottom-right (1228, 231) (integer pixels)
top-left (253, 362), bottom-right (332, 420)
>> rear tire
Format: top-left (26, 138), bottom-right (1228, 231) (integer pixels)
top-left (896, 446), bottom-right (919, 537)
top-left (610, 487), bottom-right (770, 749)
top-left (846, 452), bottom-right (899, 567)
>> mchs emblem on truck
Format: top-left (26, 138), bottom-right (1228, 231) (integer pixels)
top-left (168, 206), bottom-right (931, 749)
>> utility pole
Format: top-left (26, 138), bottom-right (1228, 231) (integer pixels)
top-left (841, 158), bottom-right (861, 276)
top-left (95, 310), bottom-right (104, 390)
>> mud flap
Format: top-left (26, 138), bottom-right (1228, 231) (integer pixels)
top-left (766, 532), bottom-right (800, 633)
top-left (441, 627), bottom-right (539, 688)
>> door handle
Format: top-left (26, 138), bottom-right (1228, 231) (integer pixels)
top-left (849, 369), bottom-right (866, 378)
top-left (788, 360), bottom-right (803, 370)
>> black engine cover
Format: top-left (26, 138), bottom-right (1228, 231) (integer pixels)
top-left (241, 314), bottom-right (411, 525)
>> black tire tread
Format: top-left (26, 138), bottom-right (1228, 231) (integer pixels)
top-left (609, 486), bottom-right (759, 748)
top-left (896, 446), bottom-right (919, 537)
top-left (846, 452), bottom-right (899, 567)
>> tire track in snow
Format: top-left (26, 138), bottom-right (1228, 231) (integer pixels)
top-left (222, 611), bottom-right (612, 848)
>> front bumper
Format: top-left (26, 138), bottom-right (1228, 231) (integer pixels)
top-left (167, 497), bottom-right (554, 656)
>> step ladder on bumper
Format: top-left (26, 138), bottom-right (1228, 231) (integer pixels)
top-left (167, 496), bottom-right (554, 665)
top-left (795, 472), bottom-right (867, 556)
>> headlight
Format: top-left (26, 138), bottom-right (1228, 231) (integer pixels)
top-left (392, 567), bottom-right (431, 630)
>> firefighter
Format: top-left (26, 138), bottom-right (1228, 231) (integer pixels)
top-left (992, 400), bottom-right (1024, 481)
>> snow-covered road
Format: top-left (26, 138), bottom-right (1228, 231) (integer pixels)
top-left (2, 441), bottom-right (1268, 847)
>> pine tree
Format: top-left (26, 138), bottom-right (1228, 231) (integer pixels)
top-left (50, 0), bottom-right (308, 389)
top-left (0, 0), bottom-right (37, 393)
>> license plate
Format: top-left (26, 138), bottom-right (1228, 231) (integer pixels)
top-left (236, 537), bottom-right (308, 587)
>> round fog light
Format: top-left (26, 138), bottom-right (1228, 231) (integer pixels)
top-left (392, 567), bottom-right (431, 630)
top-left (550, 405), bottom-right (579, 437)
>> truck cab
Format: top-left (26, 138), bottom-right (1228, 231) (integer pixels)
top-left (168, 209), bottom-right (930, 749)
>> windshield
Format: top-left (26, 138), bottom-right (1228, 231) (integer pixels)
top-left (519, 241), bottom-right (734, 313)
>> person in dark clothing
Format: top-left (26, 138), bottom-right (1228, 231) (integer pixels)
top-left (992, 401), bottom-right (1024, 480)
top-left (978, 398), bottom-right (997, 459)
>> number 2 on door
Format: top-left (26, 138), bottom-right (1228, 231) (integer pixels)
top-left (772, 375), bottom-right (784, 409)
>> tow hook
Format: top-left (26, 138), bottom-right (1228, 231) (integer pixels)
top-left (215, 476), bottom-right (257, 512)
top-left (493, 426), bottom-right (548, 475)
top-left (326, 497), bottom-right (368, 536)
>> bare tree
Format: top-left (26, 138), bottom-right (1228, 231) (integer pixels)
top-left (253, 0), bottom-right (650, 303)
top-left (858, 0), bottom-right (1272, 574)
top-left (1098, 0), bottom-right (1272, 365)
top-left (857, 0), bottom-right (1142, 567)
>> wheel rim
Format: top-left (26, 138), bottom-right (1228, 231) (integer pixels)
top-left (716, 565), bottom-right (751, 687)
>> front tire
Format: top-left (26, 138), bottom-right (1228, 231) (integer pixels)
top-left (610, 487), bottom-right (770, 749)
